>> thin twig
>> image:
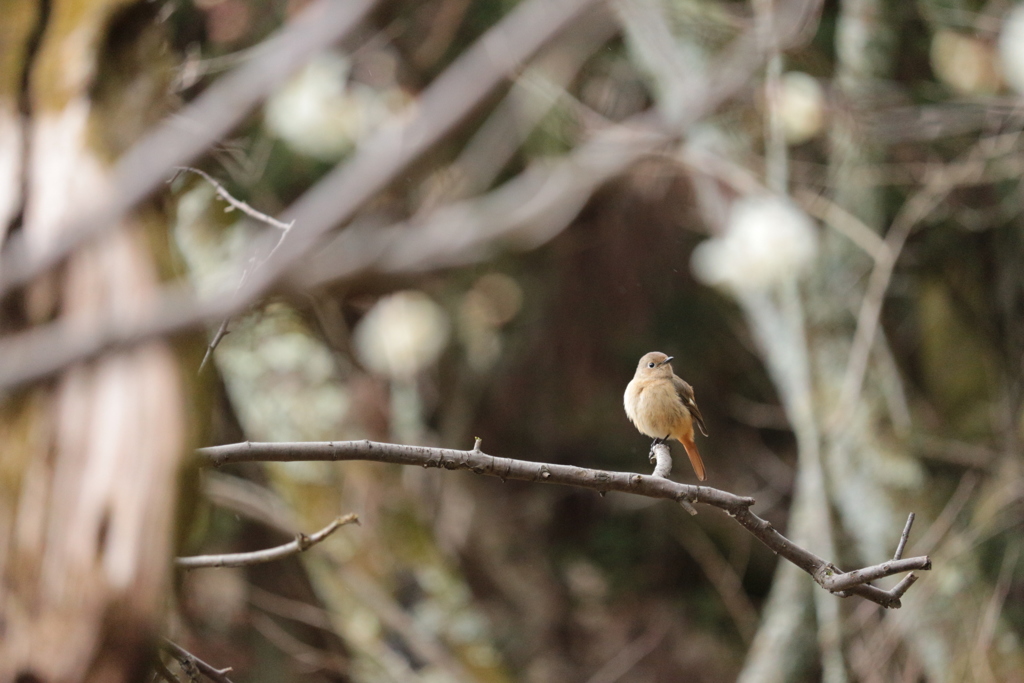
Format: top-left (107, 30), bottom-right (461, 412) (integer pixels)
top-left (248, 585), bottom-right (335, 631)
top-left (910, 471), bottom-right (979, 556)
top-left (173, 167), bottom-right (293, 231)
top-left (894, 512), bottom-right (915, 561)
top-left (197, 440), bottom-right (929, 608)
top-left (584, 620), bottom-right (669, 683)
top-left (162, 640), bottom-right (235, 683)
top-left (175, 514), bottom-right (358, 569)
top-left (796, 188), bottom-right (890, 263)
top-left (203, 472), bottom-right (302, 535)
top-left (198, 318), bottom-right (230, 374)
top-left (174, 166), bottom-right (293, 373)
top-left (889, 573), bottom-right (918, 601)
top-left (250, 613), bottom-right (349, 675)
top-left (669, 523), bottom-right (759, 643)
top-left (974, 543), bottom-right (1020, 655)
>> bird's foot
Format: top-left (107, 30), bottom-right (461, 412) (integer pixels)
top-left (648, 437), bottom-right (666, 463)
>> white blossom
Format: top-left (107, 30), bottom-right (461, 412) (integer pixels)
top-left (354, 291), bottom-right (450, 379)
top-left (691, 195), bottom-right (818, 291)
top-left (777, 71), bottom-right (826, 145)
top-left (999, 5), bottom-right (1024, 95)
top-left (264, 52), bottom-right (396, 161)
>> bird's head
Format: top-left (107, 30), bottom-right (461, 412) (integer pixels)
top-left (634, 351), bottom-right (674, 378)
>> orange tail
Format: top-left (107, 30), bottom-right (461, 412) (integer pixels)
top-left (679, 434), bottom-right (706, 481)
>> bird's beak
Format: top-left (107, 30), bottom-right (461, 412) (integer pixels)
top-left (662, 356), bottom-right (674, 365)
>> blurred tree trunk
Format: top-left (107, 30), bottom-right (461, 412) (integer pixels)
top-left (0, 2), bottom-right (191, 681)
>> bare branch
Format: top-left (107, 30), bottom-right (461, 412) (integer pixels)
top-left (894, 512), bottom-right (915, 561)
top-left (198, 318), bottom-right (230, 375)
top-left (197, 440), bottom-right (929, 608)
top-left (201, 440), bottom-right (753, 506)
top-left (175, 514), bottom-right (358, 569)
top-left (162, 640), bottom-right (235, 683)
top-left (889, 573), bottom-right (919, 601)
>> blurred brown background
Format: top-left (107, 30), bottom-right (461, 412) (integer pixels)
top-left (2, 0), bottom-right (1024, 681)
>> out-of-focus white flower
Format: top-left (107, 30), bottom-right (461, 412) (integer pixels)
top-left (933, 30), bottom-right (1001, 95)
top-left (691, 195), bottom-right (818, 291)
top-left (1000, 5), bottom-right (1024, 94)
top-left (264, 52), bottom-right (396, 161)
top-left (354, 291), bottom-right (450, 379)
top-left (777, 71), bottom-right (826, 145)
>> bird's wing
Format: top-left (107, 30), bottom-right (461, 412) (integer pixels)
top-left (673, 376), bottom-right (709, 437)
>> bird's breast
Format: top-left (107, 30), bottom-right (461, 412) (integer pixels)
top-left (624, 378), bottom-right (689, 439)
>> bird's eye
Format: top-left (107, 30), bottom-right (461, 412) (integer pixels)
top-left (647, 362), bottom-right (655, 368)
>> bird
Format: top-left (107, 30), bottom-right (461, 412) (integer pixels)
top-left (624, 351), bottom-right (709, 481)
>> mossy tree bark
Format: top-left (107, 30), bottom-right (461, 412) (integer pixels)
top-left (0, 2), bottom-right (192, 681)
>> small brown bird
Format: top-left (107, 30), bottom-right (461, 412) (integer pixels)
top-left (624, 352), bottom-right (709, 481)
